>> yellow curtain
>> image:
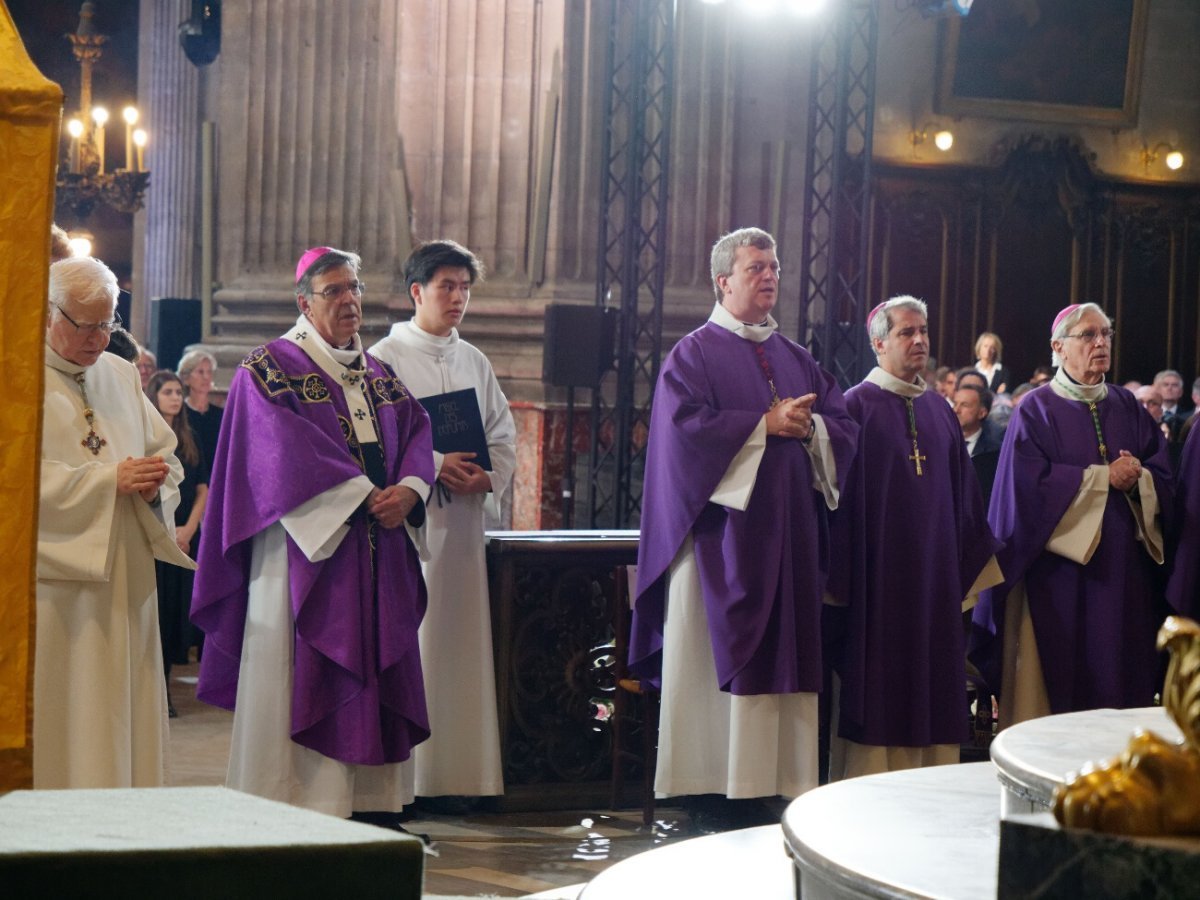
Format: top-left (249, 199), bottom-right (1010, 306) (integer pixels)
top-left (0, 0), bottom-right (63, 790)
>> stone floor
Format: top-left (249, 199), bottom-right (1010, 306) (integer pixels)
top-left (166, 664), bottom-right (693, 898)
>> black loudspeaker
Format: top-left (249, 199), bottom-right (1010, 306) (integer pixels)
top-left (543, 304), bottom-right (616, 388)
top-left (149, 297), bottom-right (202, 373)
top-left (179, 0), bottom-right (221, 67)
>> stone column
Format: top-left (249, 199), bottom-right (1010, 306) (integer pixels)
top-left (133, 0), bottom-right (202, 339)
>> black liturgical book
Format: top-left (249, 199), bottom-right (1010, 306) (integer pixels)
top-left (418, 388), bottom-right (493, 471)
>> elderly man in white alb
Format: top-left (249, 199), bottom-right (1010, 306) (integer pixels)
top-left (38, 256), bottom-right (194, 788)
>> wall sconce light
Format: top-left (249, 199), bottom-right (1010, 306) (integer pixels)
top-left (1142, 141), bottom-right (1185, 173)
top-left (909, 123), bottom-right (954, 158)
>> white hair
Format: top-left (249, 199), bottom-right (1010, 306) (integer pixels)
top-left (48, 256), bottom-right (119, 316)
top-left (1049, 302), bottom-right (1108, 368)
top-left (869, 295), bottom-right (928, 345)
top-left (177, 348), bottom-right (218, 382)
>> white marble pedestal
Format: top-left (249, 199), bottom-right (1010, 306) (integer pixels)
top-left (989, 707), bottom-right (1180, 818)
top-left (782, 762), bottom-right (1001, 898)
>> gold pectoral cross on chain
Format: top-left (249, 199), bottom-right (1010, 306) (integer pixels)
top-left (909, 440), bottom-right (926, 476)
top-left (905, 397), bottom-right (925, 476)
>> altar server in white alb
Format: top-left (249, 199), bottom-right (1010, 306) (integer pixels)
top-left (370, 239), bottom-right (517, 801)
top-left (37, 256), bottom-right (195, 788)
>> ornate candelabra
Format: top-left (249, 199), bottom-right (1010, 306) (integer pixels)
top-left (55, 2), bottom-right (150, 223)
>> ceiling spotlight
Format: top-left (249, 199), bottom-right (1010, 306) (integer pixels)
top-left (909, 122), bottom-right (953, 158)
top-left (933, 130), bottom-right (954, 151)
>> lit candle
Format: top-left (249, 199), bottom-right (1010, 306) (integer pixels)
top-left (133, 128), bottom-right (147, 173)
top-left (92, 106), bottom-right (109, 174)
top-left (122, 106), bottom-right (138, 171)
top-left (66, 117), bottom-right (84, 174)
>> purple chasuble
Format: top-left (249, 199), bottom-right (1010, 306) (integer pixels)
top-left (829, 382), bottom-right (1000, 747)
top-left (969, 384), bottom-right (1174, 714)
top-left (629, 323), bottom-right (858, 695)
top-left (192, 340), bottom-right (435, 765)
top-left (1167, 424), bottom-right (1200, 617)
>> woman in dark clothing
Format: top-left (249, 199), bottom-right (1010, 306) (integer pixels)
top-left (177, 348), bottom-right (224, 475)
top-left (146, 370), bottom-right (209, 717)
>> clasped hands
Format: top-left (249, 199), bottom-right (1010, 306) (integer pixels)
top-left (117, 455), bottom-right (169, 503)
top-left (367, 484), bottom-right (421, 529)
top-left (1109, 449), bottom-right (1143, 493)
top-left (765, 393), bottom-right (817, 441)
top-left (438, 451), bottom-right (492, 496)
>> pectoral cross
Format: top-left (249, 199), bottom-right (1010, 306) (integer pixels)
top-left (354, 408), bottom-right (367, 420)
top-left (909, 440), bottom-right (926, 476)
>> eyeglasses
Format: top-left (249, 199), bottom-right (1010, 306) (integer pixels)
top-left (56, 304), bottom-right (122, 335)
top-left (311, 281), bottom-right (365, 301)
top-left (1063, 328), bottom-right (1115, 344)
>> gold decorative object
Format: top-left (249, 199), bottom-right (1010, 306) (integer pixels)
top-left (1052, 616), bottom-right (1200, 835)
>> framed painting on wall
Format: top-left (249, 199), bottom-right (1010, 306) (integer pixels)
top-left (935, 0), bottom-right (1149, 127)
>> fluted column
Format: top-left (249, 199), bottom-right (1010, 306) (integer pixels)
top-left (134, 0), bottom-right (202, 336)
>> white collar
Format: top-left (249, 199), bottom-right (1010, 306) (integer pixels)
top-left (389, 319), bottom-right (459, 352)
top-left (285, 314), bottom-right (378, 445)
top-left (964, 429), bottom-right (981, 453)
top-left (708, 303), bottom-right (778, 344)
top-left (44, 341), bottom-right (90, 377)
top-left (864, 365), bottom-right (927, 398)
top-left (1050, 365), bottom-right (1107, 404)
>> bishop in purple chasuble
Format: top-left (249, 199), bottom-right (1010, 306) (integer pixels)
top-left (630, 322), bottom-right (858, 696)
top-left (829, 379), bottom-right (1001, 747)
top-left (970, 384), bottom-right (1175, 715)
top-left (192, 339), bottom-right (435, 765)
top-left (1167, 424), bottom-right (1200, 618)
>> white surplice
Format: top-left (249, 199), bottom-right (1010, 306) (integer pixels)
top-left (370, 320), bottom-right (516, 797)
top-left (37, 346), bottom-right (193, 788)
top-left (224, 319), bottom-right (429, 816)
top-left (654, 305), bottom-right (839, 800)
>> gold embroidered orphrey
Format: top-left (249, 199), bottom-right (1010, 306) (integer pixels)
top-left (1052, 616), bottom-right (1200, 835)
top-left (75, 373), bottom-right (107, 455)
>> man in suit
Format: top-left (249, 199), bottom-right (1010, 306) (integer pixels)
top-left (955, 383), bottom-right (1003, 507)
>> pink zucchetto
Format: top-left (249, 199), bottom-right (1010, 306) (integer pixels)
top-left (1051, 304), bottom-right (1081, 337)
top-left (295, 246), bottom-right (335, 283)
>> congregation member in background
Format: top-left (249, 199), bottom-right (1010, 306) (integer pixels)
top-left (954, 383), bottom-right (1002, 507)
top-left (38, 256), bottom-right (194, 787)
top-left (146, 369), bottom-right (210, 718)
top-left (1181, 377), bottom-right (1200, 444)
top-left (178, 348), bottom-right (224, 475)
top-left (1155, 369), bottom-right (1192, 443)
top-left (933, 365), bottom-right (956, 404)
top-left (1009, 382), bottom-right (1036, 408)
top-left (369, 240), bottom-right (516, 811)
top-left (137, 346), bottom-right (158, 389)
top-left (1029, 365), bottom-right (1053, 387)
top-left (828, 296), bottom-right (1001, 779)
top-left (631, 227), bottom-right (857, 827)
top-left (971, 304), bottom-right (1174, 728)
top-left (50, 223), bottom-right (71, 262)
top-left (1134, 383), bottom-right (1171, 441)
top-left (192, 246), bottom-right (434, 823)
top-left (105, 328), bottom-right (142, 363)
top-left (973, 332), bottom-right (1010, 395)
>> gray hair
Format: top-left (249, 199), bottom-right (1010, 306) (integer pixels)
top-left (1049, 302), bottom-right (1108, 367)
top-left (710, 228), bottom-right (776, 303)
top-left (1154, 369), bottom-right (1182, 385)
top-left (296, 248), bottom-right (362, 297)
top-left (177, 348), bottom-right (218, 384)
top-left (868, 295), bottom-right (928, 345)
top-left (48, 256), bottom-right (119, 316)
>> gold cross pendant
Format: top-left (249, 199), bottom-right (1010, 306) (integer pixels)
top-left (909, 440), bottom-right (926, 476)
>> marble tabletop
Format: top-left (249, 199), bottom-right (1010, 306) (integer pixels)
top-left (579, 824), bottom-right (793, 900)
top-left (989, 706), bottom-right (1180, 813)
top-left (782, 762), bottom-right (1000, 899)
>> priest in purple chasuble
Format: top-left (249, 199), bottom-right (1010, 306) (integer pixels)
top-left (193, 248), bottom-right (435, 817)
top-left (630, 228), bottom-right (858, 802)
top-left (1167, 424), bottom-right (1200, 618)
top-left (970, 303), bottom-right (1174, 727)
top-left (827, 296), bottom-right (1003, 780)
